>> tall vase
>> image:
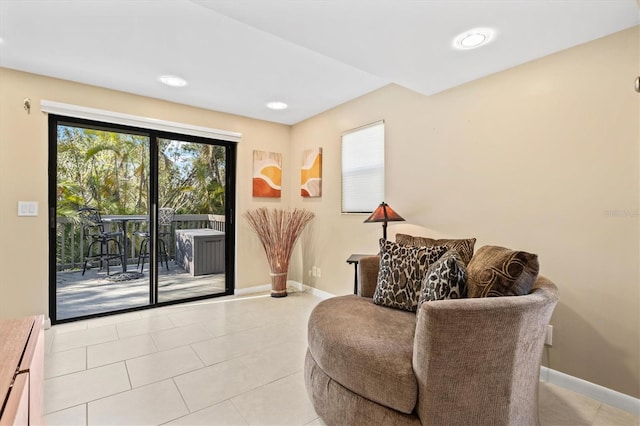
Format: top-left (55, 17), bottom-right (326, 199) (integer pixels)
top-left (270, 271), bottom-right (288, 298)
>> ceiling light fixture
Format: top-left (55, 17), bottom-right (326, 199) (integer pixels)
top-left (159, 75), bottom-right (187, 87)
top-left (453, 28), bottom-right (495, 50)
top-left (266, 101), bottom-right (288, 110)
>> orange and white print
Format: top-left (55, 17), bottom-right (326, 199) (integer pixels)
top-left (253, 150), bottom-right (282, 197)
top-left (301, 148), bottom-right (322, 197)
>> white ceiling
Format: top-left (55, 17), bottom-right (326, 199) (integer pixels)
top-left (0, 1), bottom-right (638, 125)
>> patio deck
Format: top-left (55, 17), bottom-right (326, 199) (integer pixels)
top-left (55, 263), bottom-right (226, 321)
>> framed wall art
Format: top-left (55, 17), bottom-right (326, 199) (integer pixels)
top-left (301, 147), bottom-right (322, 197)
top-left (252, 150), bottom-right (282, 198)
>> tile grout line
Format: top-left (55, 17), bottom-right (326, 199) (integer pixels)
top-left (124, 353), bottom-right (134, 391)
top-left (171, 376), bottom-right (193, 416)
top-left (229, 397), bottom-right (251, 425)
top-left (44, 362), bottom-right (132, 416)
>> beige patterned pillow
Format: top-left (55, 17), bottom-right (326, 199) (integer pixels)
top-left (466, 245), bottom-right (539, 297)
top-left (395, 233), bottom-right (476, 265)
top-left (373, 239), bottom-right (448, 312)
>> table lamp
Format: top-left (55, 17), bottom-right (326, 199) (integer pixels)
top-left (363, 202), bottom-right (405, 240)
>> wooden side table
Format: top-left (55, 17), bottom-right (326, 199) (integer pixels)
top-left (346, 254), bottom-right (373, 295)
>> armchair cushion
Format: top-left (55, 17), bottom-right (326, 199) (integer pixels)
top-left (307, 295), bottom-right (418, 414)
top-left (466, 245), bottom-right (539, 297)
top-left (396, 233), bottom-right (476, 265)
top-left (373, 239), bottom-right (448, 312)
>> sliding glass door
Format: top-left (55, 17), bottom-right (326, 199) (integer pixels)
top-left (49, 116), bottom-right (235, 323)
top-left (156, 138), bottom-right (229, 303)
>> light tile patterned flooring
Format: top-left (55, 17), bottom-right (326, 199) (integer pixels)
top-left (44, 290), bottom-right (639, 426)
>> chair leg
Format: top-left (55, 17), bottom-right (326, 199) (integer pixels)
top-left (138, 238), bottom-right (149, 273)
top-left (83, 237), bottom-right (124, 277)
top-left (104, 240), bottom-right (110, 276)
top-left (111, 237), bottom-right (124, 273)
top-left (159, 238), bottom-right (169, 270)
top-left (136, 239), bottom-right (144, 271)
top-left (113, 235), bottom-right (127, 270)
top-left (102, 237), bottom-right (124, 276)
top-left (82, 240), bottom-right (99, 275)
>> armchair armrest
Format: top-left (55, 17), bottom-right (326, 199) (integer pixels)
top-left (357, 255), bottom-right (380, 298)
top-left (412, 277), bottom-right (558, 425)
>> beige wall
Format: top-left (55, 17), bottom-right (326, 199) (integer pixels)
top-left (0, 67), bottom-right (292, 320)
top-left (0, 26), bottom-right (638, 398)
top-left (290, 27), bottom-right (639, 398)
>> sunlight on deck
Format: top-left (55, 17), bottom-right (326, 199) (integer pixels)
top-left (56, 265), bottom-right (225, 320)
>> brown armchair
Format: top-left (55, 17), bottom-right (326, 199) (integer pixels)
top-left (305, 255), bottom-right (559, 425)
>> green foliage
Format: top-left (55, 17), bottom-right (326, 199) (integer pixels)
top-left (56, 126), bottom-right (226, 216)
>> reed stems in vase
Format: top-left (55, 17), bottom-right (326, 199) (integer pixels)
top-left (243, 207), bottom-right (315, 297)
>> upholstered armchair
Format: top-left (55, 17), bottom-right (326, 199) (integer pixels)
top-left (305, 253), bottom-right (559, 425)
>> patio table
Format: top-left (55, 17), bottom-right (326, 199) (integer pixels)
top-left (102, 215), bottom-right (148, 273)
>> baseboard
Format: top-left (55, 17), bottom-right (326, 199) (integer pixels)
top-left (234, 281), bottom-right (334, 300)
top-left (540, 366), bottom-right (640, 415)
top-left (234, 284), bottom-right (272, 296)
top-left (297, 282), bottom-right (334, 300)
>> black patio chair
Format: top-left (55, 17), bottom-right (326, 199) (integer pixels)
top-left (134, 207), bottom-right (175, 272)
top-left (79, 207), bottom-right (124, 276)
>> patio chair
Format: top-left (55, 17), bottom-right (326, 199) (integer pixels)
top-left (79, 207), bottom-right (124, 276)
top-left (134, 207), bottom-right (175, 272)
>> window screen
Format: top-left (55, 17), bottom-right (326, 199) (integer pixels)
top-left (341, 121), bottom-right (384, 213)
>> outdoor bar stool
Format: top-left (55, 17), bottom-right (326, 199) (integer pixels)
top-left (79, 207), bottom-right (125, 276)
top-left (134, 207), bottom-right (175, 272)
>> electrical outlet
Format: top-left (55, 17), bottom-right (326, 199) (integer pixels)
top-left (316, 267), bottom-right (321, 278)
top-left (312, 266), bottom-right (317, 277)
top-left (545, 325), bottom-right (553, 346)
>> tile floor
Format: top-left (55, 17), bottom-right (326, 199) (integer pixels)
top-left (43, 289), bottom-right (639, 426)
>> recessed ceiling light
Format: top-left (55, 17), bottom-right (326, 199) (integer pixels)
top-left (159, 75), bottom-right (187, 87)
top-left (266, 101), bottom-right (288, 110)
top-left (453, 28), bottom-right (495, 50)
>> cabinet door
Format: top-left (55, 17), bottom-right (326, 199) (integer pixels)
top-left (0, 372), bottom-right (29, 426)
top-left (20, 316), bottom-right (44, 425)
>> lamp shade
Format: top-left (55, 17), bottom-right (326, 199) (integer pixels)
top-left (363, 202), bottom-right (405, 224)
top-left (364, 202), bottom-right (405, 240)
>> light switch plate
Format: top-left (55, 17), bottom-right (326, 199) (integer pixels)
top-left (18, 201), bottom-right (38, 216)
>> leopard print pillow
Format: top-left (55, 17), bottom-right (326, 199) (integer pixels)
top-left (417, 250), bottom-right (467, 312)
top-left (373, 239), bottom-right (448, 312)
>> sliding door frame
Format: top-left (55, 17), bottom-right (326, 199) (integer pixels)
top-left (48, 114), bottom-right (236, 324)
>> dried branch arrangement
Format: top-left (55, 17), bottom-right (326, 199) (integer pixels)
top-left (243, 207), bottom-right (315, 297)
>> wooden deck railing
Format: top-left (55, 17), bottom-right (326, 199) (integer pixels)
top-left (56, 214), bottom-right (225, 271)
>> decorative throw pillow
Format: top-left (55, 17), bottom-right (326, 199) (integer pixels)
top-left (395, 233), bottom-right (476, 265)
top-left (373, 239), bottom-right (448, 312)
top-left (466, 245), bottom-right (539, 298)
top-left (417, 250), bottom-right (467, 312)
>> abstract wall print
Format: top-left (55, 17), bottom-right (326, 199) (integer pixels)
top-left (253, 150), bottom-right (282, 197)
top-left (301, 147), bottom-right (322, 197)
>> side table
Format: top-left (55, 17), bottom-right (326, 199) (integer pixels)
top-left (346, 254), bottom-right (373, 295)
